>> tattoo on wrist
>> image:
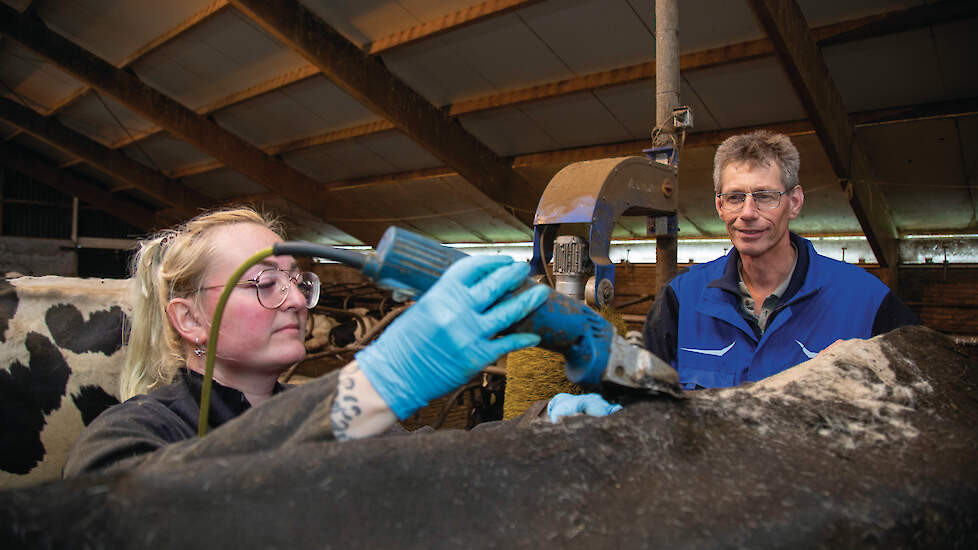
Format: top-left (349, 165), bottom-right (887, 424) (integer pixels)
top-left (331, 367), bottom-right (363, 440)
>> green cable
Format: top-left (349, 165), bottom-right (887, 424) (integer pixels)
top-left (198, 247), bottom-right (274, 437)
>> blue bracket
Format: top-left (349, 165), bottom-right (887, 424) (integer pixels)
top-left (644, 145), bottom-right (678, 167)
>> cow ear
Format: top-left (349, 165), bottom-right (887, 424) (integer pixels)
top-left (166, 297), bottom-right (206, 344)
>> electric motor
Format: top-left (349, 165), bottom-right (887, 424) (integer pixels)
top-left (552, 235), bottom-right (590, 301)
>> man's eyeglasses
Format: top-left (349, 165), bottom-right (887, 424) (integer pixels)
top-left (200, 269), bottom-right (321, 310)
top-left (716, 190), bottom-right (788, 212)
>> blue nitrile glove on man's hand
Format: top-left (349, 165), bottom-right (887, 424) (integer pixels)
top-left (356, 255), bottom-right (550, 420)
top-left (547, 393), bottom-right (623, 423)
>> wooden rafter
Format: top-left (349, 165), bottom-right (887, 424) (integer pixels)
top-left (816, 0), bottom-right (978, 48)
top-left (1, 129), bottom-right (22, 143)
top-left (0, 3), bottom-right (385, 245)
top-left (166, 159), bottom-right (225, 180)
top-left (114, 0), bottom-right (229, 68)
top-left (264, 120), bottom-right (396, 156)
top-left (848, 96), bottom-right (978, 128)
top-left (0, 97), bottom-right (207, 219)
top-left (0, 142), bottom-right (158, 230)
top-left (46, 86), bottom-right (90, 116)
top-left (326, 167), bottom-right (457, 193)
top-left (365, 0), bottom-right (546, 55)
top-left (229, 0), bottom-right (538, 227)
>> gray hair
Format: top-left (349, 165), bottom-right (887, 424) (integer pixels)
top-left (712, 131), bottom-right (800, 192)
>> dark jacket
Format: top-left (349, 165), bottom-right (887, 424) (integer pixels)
top-left (643, 233), bottom-right (919, 390)
top-left (63, 369), bottom-right (291, 477)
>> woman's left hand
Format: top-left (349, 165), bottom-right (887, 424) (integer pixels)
top-left (355, 255), bottom-right (549, 420)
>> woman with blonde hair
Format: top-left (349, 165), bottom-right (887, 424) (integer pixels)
top-left (65, 206), bottom-right (549, 476)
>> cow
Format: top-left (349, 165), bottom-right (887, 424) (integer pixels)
top-left (305, 307), bottom-right (383, 352)
top-left (0, 276), bottom-right (129, 488)
top-left (1, 325), bottom-right (975, 548)
top-left (310, 279), bottom-right (394, 350)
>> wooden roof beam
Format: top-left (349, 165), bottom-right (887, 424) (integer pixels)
top-left (229, 0), bottom-right (538, 227)
top-left (0, 142), bottom-right (159, 231)
top-left (817, 0), bottom-right (978, 48)
top-left (365, 0), bottom-right (547, 55)
top-left (1, 129), bottom-right (23, 143)
top-left (326, 167), bottom-right (458, 193)
top-left (748, 0), bottom-right (898, 269)
top-left (115, 0), bottom-right (229, 68)
top-left (0, 3), bottom-right (384, 245)
top-left (0, 97), bottom-right (207, 220)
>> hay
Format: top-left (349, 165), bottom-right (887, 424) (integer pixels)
top-left (503, 347), bottom-right (582, 419)
top-left (598, 304), bottom-right (629, 335)
top-left (502, 305), bottom-right (629, 419)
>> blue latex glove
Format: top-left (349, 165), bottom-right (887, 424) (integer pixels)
top-left (356, 255), bottom-right (550, 420)
top-left (547, 393), bottom-right (623, 423)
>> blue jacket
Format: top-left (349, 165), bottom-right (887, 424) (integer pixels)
top-left (642, 234), bottom-right (919, 389)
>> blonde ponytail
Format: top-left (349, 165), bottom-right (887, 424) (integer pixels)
top-left (119, 207), bottom-right (284, 400)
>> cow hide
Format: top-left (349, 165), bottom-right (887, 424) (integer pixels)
top-left (0, 277), bottom-right (128, 487)
top-left (0, 325), bottom-right (976, 548)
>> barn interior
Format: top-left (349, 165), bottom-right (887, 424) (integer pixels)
top-left (4, 5), bottom-right (978, 543)
top-left (1, 0), bottom-right (977, 429)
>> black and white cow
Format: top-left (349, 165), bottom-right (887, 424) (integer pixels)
top-left (1, 326), bottom-right (976, 548)
top-left (305, 307), bottom-right (383, 351)
top-left (0, 276), bottom-right (128, 488)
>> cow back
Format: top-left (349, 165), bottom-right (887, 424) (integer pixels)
top-left (0, 276), bottom-right (130, 488)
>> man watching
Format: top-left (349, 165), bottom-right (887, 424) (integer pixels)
top-left (641, 131), bottom-right (918, 390)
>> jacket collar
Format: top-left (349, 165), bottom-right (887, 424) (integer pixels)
top-left (706, 232), bottom-right (812, 304)
top-left (180, 368), bottom-right (288, 428)
top-left (781, 232), bottom-right (811, 303)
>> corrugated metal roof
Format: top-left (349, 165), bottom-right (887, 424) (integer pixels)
top-left (0, 0), bottom-right (973, 249)
top-left (184, 166), bottom-right (268, 200)
top-left (0, 39), bottom-right (83, 113)
top-left (35, 0), bottom-right (218, 67)
top-left (686, 57), bottom-right (809, 128)
top-left (124, 132), bottom-right (215, 173)
top-left (59, 91), bottom-right (156, 147)
top-left (131, 8), bottom-right (311, 111)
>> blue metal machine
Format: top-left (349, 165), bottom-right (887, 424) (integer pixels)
top-left (529, 155), bottom-right (679, 308)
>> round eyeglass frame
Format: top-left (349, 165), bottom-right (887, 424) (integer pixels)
top-left (198, 268), bottom-right (320, 310)
top-left (716, 190), bottom-right (789, 212)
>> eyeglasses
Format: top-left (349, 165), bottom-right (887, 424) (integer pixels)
top-left (716, 190), bottom-right (788, 212)
top-left (199, 269), bottom-right (321, 310)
